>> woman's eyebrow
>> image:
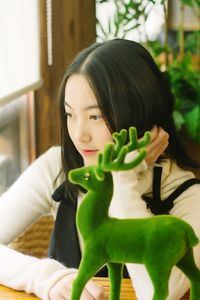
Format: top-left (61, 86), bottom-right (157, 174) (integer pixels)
top-left (84, 104), bottom-right (99, 110)
top-left (64, 101), bottom-right (99, 110)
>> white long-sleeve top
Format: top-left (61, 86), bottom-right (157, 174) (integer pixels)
top-left (0, 146), bottom-right (200, 300)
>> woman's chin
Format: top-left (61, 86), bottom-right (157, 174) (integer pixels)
top-left (83, 156), bottom-right (98, 166)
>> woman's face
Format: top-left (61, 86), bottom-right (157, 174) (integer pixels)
top-left (64, 74), bottom-right (113, 166)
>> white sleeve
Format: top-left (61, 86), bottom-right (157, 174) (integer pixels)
top-left (0, 244), bottom-right (77, 300)
top-left (0, 147), bottom-right (78, 299)
top-left (127, 175), bottom-right (200, 300)
top-left (109, 150), bottom-right (153, 219)
top-left (0, 147), bottom-right (61, 244)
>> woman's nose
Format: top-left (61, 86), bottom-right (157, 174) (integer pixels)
top-left (74, 120), bottom-right (91, 143)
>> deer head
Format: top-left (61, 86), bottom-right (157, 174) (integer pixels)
top-left (69, 127), bottom-right (150, 190)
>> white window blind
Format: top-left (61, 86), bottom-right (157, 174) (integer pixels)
top-left (0, 0), bottom-right (42, 106)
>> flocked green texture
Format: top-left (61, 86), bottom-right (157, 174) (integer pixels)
top-left (68, 127), bottom-right (200, 300)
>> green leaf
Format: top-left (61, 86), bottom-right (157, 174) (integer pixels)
top-left (180, 0), bottom-right (193, 7)
top-left (184, 31), bottom-right (200, 53)
top-left (185, 106), bottom-right (200, 143)
top-left (173, 110), bottom-right (185, 130)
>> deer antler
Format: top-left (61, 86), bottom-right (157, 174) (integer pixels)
top-left (97, 127), bottom-right (150, 174)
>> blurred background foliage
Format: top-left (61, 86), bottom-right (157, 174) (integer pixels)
top-left (96, 0), bottom-right (200, 143)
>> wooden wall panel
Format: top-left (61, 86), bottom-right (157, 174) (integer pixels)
top-left (34, 0), bottom-right (96, 156)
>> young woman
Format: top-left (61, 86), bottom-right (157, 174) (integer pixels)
top-left (0, 39), bottom-right (199, 300)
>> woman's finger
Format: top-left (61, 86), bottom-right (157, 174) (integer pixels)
top-left (85, 280), bottom-right (107, 299)
top-left (149, 125), bottom-right (158, 142)
top-left (145, 127), bottom-right (169, 166)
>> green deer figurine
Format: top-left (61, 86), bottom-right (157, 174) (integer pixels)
top-left (69, 127), bottom-right (200, 300)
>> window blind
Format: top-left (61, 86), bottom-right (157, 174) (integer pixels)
top-left (0, 0), bottom-right (42, 106)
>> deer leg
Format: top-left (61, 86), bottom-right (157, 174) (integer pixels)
top-left (107, 262), bottom-right (123, 300)
top-left (70, 255), bottom-right (105, 300)
top-left (176, 248), bottom-right (200, 300)
top-left (145, 262), bottom-right (172, 300)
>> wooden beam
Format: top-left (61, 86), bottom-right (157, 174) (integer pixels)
top-left (34, 0), bottom-right (96, 156)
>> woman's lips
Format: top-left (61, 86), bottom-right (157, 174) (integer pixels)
top-left (79, 149), bottom-right (98, 156)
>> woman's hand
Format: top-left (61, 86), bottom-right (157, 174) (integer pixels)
top-left (145, 126), bottom-right (169, 166)
top-left (49, 272), bottom-right (107, 300)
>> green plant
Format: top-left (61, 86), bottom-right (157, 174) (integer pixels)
top-left (167, 54), bottom-right (200, 143)
top-left (96, 0), bottom-right (158, 41)
top-left (96, 0), bottom-right (200, 143)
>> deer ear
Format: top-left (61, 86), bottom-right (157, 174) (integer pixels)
top-left (95, 167), bottom-right (105, 181)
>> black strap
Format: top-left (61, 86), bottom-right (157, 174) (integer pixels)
top-left (164, 178), bottom-right (200, 204)
top-left (143, 166), bottom-right (200, 215)
top-left (48, 185), bottom-right (81, 269)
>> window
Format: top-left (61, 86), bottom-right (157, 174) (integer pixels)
top-left (0, 94), bottom-right (35, 194)
top-left (0, 0), bottom-right (40, 193)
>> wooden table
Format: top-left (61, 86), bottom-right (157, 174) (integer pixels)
top-left (0, 284), bottom-right (38, 299)
top-left (93, 277), bottom-right (136, 299)
top-left (0, 278), bottom-right (190, 299)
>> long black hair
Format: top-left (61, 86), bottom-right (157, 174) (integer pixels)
top-left (58, 39), bottom-right (199, 201)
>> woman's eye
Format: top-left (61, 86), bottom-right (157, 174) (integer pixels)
top-left (90, 115), bottom-right (102, 120)
top-left (65, 112), bottom-right (72, 118)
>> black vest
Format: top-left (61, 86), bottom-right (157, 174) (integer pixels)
top-left (48, 166), bottom-right (200, 277)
